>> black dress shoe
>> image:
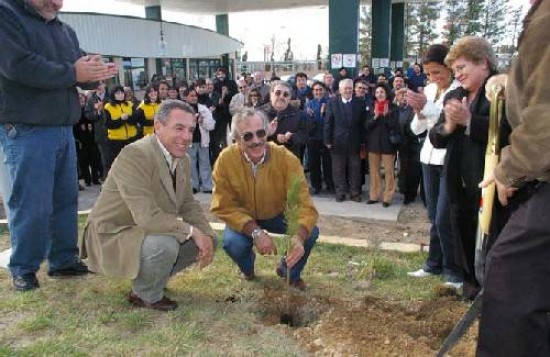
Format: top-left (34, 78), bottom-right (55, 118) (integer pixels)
top-left (335, 194), bottom-right (346, 202)
top-left (13, 274), bottom-right (39, 292)
top-left (192, 188), bottom-right (198, 194)
top-left (128, 292), bottom-right (178, 311)
top-left (312, 188), bottom-right (321, 195)
top-left (383, 202), bottom-right (391, 208)
top-left (366, 200), bottom-right (379, 204)
top-left (351, 195), bottom-right (362, 202)
top-left (48, 260), bottom-right (90, 277)
top-left (202, 190), bottom-right (212, 194)
top-left (403, 198), bottom-right (415, 205)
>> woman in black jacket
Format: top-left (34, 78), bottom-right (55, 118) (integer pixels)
top-left (429, 36), bottom-right (498, 299)
top-left (365, 83), bottom-right (400, 207)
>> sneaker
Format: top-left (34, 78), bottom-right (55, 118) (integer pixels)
top-left (407, 268), bottom-right (435, 278)
top-left (444, 281), bottom-right (463, 290)
top-left (239, 271), bottom-right (255, 281)
top-left (13, 274), bottom-right (40, 292)
top-left (48, 260), bottom-right (90, 277)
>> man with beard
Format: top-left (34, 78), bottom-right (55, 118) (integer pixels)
top-left (211, 108), bottom-right (319, 290)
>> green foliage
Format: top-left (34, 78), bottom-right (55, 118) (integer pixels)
top-left (405, 2), bottom-right (441, 58)
top-left (358, 5), bottom-right (372, 65)
top-left (443, 0), bottom-right (467, 45)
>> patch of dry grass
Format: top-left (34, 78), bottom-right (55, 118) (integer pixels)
top-left (0, 217), bottom-right (447, 356)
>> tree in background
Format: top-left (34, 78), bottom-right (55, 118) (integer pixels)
top-left (405, 1), bottom-right (441, 60)
top-left (283, 38), bottom-right (294, 62)
top-left (507, 4), bottom-right (524, 55)
top-left (358, 5), bottom-right (372, 66)
top-left (480, 0), bottom-right (508, 46)
top-left (443, 0), bottom-right (467, 45)
top-left (463, 0), bottom-right (485, 35)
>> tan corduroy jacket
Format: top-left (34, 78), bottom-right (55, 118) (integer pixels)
top-left (79, 135), bottom-right (215, 278)
top-left (495, 0), bottom-right (550, 187)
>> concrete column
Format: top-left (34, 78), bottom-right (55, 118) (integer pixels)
top-left (390, 3), bottom-right (405, 68)
top-left (216, 14), bottom-right (230, 77)
top-left (144, 1), bottom-right (163, 76)
top-left (371, 0), bottom-right (392, 75)
top-left (113, 57), bottom-right (124, 85)
top-left (328, 0), bottom-right (360, 78)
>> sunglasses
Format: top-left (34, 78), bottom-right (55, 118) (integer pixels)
top-left (240, 129), bottom-right (267, 142)
top-left (274, 90), bottom-right (290, 98)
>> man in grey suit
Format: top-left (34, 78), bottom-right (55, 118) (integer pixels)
top-left (80, 100), bottom-right (216, 311)
top-left (324, 79), bottom-right (368, 202)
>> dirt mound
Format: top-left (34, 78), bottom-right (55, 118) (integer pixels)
top-left (258, 286), bottom-right (472, 356)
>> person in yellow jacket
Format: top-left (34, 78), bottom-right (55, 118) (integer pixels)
top-left (133, 85), bottom-right (161, 136)
top-left (103, 86), bottom-right (138, 176)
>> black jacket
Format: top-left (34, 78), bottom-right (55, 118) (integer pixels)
top-left (0, 0), bottom-right (93, 126)
top-left (324, 95), bottom-right (367, 155)
top-left (261, 103), bottom-right (308, 157)
top-left (365, 101), bottom-right (400, 155)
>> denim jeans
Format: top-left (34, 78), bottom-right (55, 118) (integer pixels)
top-left (422, 163), bottom-right (463, 282)
top-left (0, 145), bottom-right (12, 219)
top-left (0, 124), bottom-right (79, 277)
top-left (188, 143), bottom-right (212, 191)
top-left (222, 214), bottom-right (319, 282)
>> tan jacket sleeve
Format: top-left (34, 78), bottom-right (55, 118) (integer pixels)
top-left (111, 150), bottom-right (191, 242)
top-left (495, 10), bottom-right (550, 187)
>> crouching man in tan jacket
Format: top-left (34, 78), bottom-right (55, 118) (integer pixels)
top-left (79, 100), bottom-right (216, 311)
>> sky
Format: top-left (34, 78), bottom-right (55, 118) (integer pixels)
top-left (62, 0), bottom-right (528, 62)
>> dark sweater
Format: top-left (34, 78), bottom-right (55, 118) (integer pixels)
top-left (0, 0), bottom-right (93, 126)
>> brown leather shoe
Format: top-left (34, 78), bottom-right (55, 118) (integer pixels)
top-left (351, 195), bottom-right (362, 202)
top-left (128, 291), bottom-right (178, 311)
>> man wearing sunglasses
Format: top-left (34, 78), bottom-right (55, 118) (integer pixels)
top-left (211, 108), bottom-right (319, 290)
top-left (260, 80), bottom-right (308, 159)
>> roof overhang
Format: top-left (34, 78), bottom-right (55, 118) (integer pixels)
top-left (116, 0), bottom-right (407, 15)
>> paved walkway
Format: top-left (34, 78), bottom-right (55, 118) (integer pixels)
top-left (73, 183), bottom-right (401, 223)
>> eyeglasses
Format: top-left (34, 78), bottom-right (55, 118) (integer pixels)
top-left (240, 129), bottom-right (267, 142)
top-left (274, 90), bottom-right (290, 98)
top-left (239, 86), bottom-right (248, 89)
top-left (356, 87), bottom-right (367, 90)
top-left (313, 88), bottom-right (323, 92)
top-left (249, 94), bottom-right (259, 98)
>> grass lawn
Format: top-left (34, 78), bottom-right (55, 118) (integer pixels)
top-left (0, 217), bottom-right (463, 356)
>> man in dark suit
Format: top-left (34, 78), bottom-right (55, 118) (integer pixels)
top-left (324, 79), bottom-right (368, 202)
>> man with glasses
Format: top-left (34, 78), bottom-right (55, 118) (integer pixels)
top-left (211, 108), bottom-right (319, 290)
top-left (260, 80), bottom-right (308, 158)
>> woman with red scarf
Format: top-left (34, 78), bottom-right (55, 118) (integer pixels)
top-left (365, 83), bottom-right (400, 207)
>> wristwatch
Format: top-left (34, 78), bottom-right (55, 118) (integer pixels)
top-left (251, 228), bottom-right (263, 241)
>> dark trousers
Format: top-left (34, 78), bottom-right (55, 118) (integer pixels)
top-left (398, 149), bottom-right (422, 201)
top-left (331, 152), bottom-right (361, 196)
top-left (308, 140), bottom-right (333, 191)
top-left (477, 182), bottom-right (550, 356)
top-left (422, 164), bottom-right (462, 282)
top-left (77, 143), bottom-right (101, 185)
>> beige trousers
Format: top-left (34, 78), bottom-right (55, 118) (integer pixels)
top-left (368, 152), bottom-right (396, 203)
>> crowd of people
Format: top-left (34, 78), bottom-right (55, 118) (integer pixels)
top-left (2, 0), bottom-right (549, 354)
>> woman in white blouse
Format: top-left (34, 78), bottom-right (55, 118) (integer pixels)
top-left (406, 44), bottom-right (463, 290)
